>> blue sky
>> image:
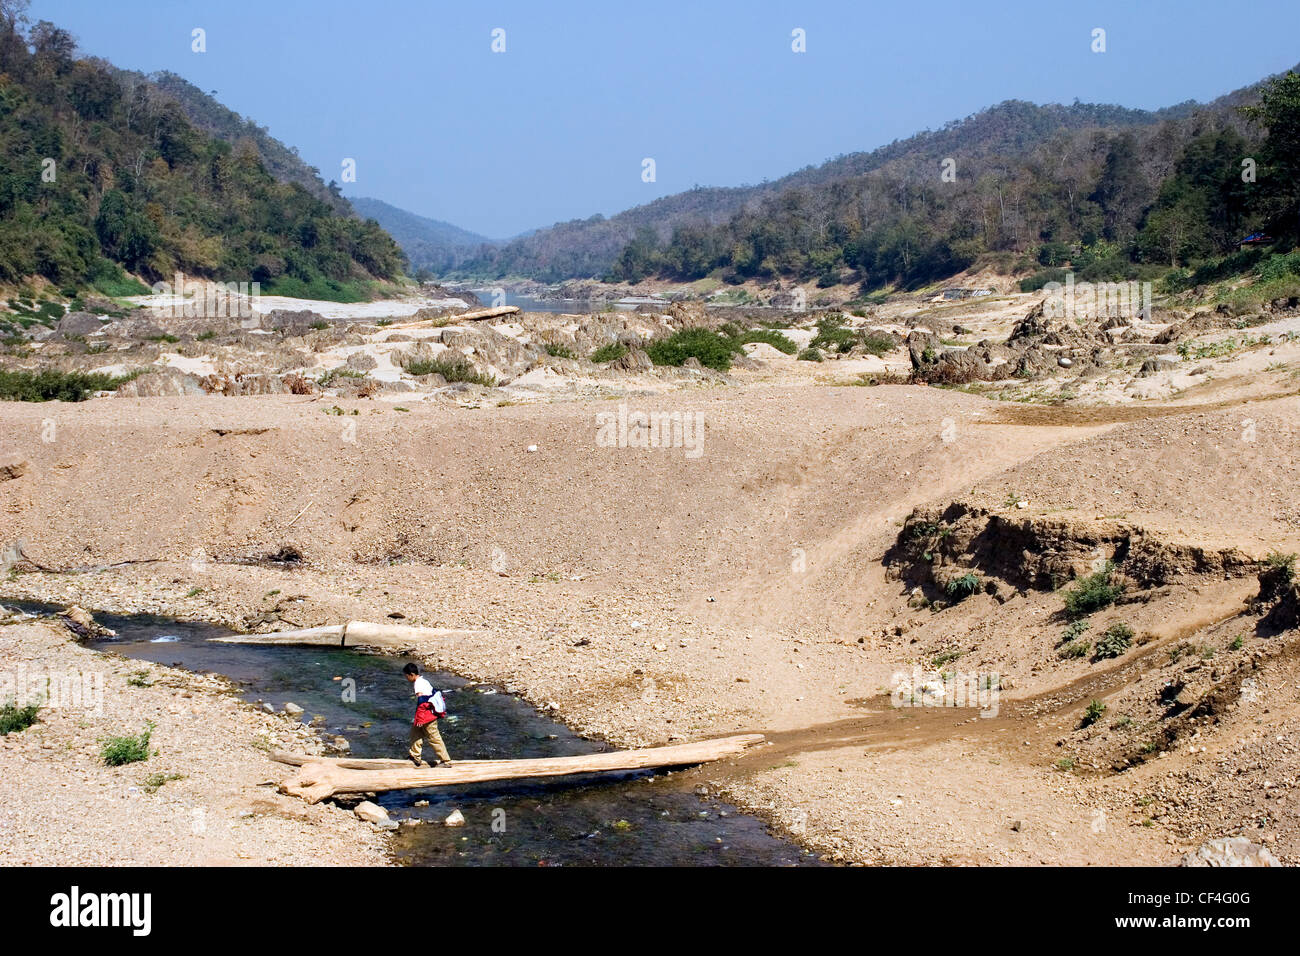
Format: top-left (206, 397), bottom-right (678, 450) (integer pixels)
top-left (32, 0), bottom-right (1300, 239)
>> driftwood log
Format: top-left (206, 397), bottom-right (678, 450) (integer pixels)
top-left (388, 305), bottom-right (519, 330)
top-left (210, 620), bottom-right (480, 650)
top-left (275, 734), bottom-right (766, 804)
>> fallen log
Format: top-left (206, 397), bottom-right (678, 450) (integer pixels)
top-left (210, 620), bottom-right (480, 650)
top-left (277, 734), bottom-right (766, 804)
top-left (389, 305), bottom-right (519, 330)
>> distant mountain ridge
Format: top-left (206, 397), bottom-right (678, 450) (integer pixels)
top-left (350, 197), bottom-right (491, 274)
top-left (450, 74), bottom-right (1283, 284)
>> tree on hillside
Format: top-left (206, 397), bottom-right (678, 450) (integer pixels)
top-left (1089, 133), bottom-right (1150, 244)
top-left (1242, 71), bottom-right (1300, 243)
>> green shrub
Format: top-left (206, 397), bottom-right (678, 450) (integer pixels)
top-left (809, 315), bottom-right (858, 353)
top-left (859, 332), bottom-right (897, 357)
top-left (1093, 622), bottom-right (1134, 659)
top-left (1082, 699), bottom-right (1107, 726)
top-left (1061, 620), bottom-right (1092, 644)
top-left (0, 700), bottom-right (40, 735)
top-left (797, 347), bottom-right (823, 362)
top-left (589, 342), bottom-right (629, 363)
top-left (101, 721), bottom-right (155, 766)
top-left (945, 572), bottom-right (981, 601)
top-left (645, 328), bottom-right (743, 371)
top-left (0, 368), bottom-right (141, 402)
top-left (88, 260), bottom-right (150, 297)
top-left (1264, 550), bottom-right (1297, 585)
top-left (1019, 268), bottom-right (1068, 292)
top-left (734, 328), bottom-right (797, 354)
top-left (403, 356), bottom-right (496, 386)
top-left (1063, 562), bottom-right (1125, 617)
top-left (544, 343), bottom-right (576, 360)
top-left (1058, 639), bottom-right (1091, 660)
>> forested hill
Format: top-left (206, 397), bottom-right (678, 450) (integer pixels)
top-left (606, 70), bottom-right (1300, 291)
top-left (140, 70), bottom-right (353, 216)
top-left (452, 98), bottom-right (1203, 282)
top-left (0, 11), bottom-right (404, 299)
top-left (458, 70), bottom-right (1298, 289)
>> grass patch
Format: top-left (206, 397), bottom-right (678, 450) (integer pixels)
top-left (1057, 639), bottom-right (1090, 660)
top-left (403, 356), bottom-right (496, 386)
top-left (141, 771), bottom-right (184, 794)
top-left (1264, 550), bottom-right (1296, 585)
top-left (318, 367), bottom-right (367, 387)
top-left (100, 721), bottom-right (155, 766)
top-left (262, 276), bottom-right (374, 303)
top-left (0, 700), bottom-right (40, 735)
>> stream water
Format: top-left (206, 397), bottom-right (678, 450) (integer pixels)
top-left (10, 602), bottom-right (817, 866)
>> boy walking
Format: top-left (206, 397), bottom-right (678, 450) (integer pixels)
top-left (403, 662), bottom-right (452, 767)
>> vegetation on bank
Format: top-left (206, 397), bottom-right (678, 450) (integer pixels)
top-left (402, 354), bottom-right (496, 386)
top-left (0, 700), bottom-right (40, 735)
top-left (599, 72), bottom-right (1300, 297)
top-left (0, 7), bottom-right (404, 299)
top-left (100, 721), bottom-right (155, 766)
top-left (642, 322), bottom-right (797, 371)
top-left (0, 367), bottom-right (141, 401)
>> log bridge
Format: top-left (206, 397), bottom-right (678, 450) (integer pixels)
top-left (210, 620), bottom-right (481, 651)
top-left (272, 735), bottom-right (766, 804)
top-left (215, 623), bottom-right (764, 803)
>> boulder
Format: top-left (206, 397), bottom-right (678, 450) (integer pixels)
top-left (345, 351), bottom-right (378, 371)
top-left (56, 311), bottom-right (105, 339)
top-left (354, 801), bottom-right (391, 825)
top-left (115, 367), bottom-right (205, 398)
top-left (444, 808), bottom-right (466, 827)
top-left (1180, 837), bottom-right (1281, 867)
top-left (0, 455), bottom-right (29, 481)
top-left (613, 347), bottom-right (653, 372)
top-left (1138, 357), bottom-right (1177, 377)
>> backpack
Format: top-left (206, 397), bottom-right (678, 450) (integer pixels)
top-left (427, 689), bottom-right (448, 718)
